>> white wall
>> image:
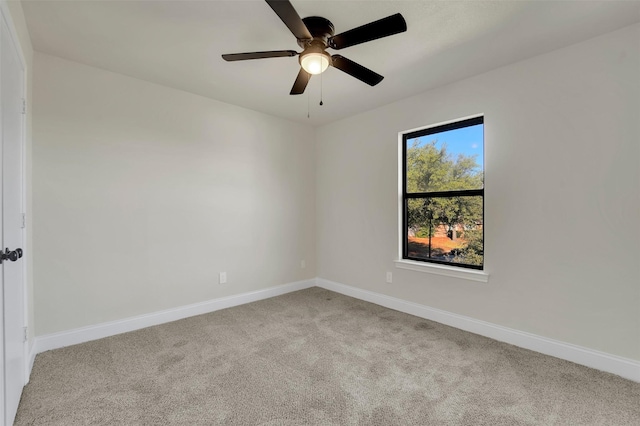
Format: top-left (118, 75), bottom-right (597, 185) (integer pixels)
top-left (29, 20), bottom-right (640, 363)
top-left (316, 24), bottom-right (640, 361)
top-left (33, 53), bottom-right (316, 335)
top-left (4, 0), bottom-right (34, 350)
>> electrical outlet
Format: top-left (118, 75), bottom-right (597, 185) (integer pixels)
top-left (386, 272), bottom-right (392, 284)
top-left (300, 260), bottom-right (306, 269)
top-left (219, 272), bottom-right (227, 284)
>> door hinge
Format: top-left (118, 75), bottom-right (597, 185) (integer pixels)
top-left (21, 213), bottom-right (26, 229)
top-left (21, 98), bottom-right (26, 115)
top-left (23, 327), bottom-right (28, 342)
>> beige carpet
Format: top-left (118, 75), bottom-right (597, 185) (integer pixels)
top-left (16, 287), bottom-right (640, 425)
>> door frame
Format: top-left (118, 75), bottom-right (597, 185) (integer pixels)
top-left (0, 1), bottom-right (29, 423)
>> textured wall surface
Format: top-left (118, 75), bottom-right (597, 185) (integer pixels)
top-left (316, 24), bottom-right (640, 360)
top-left (33, 53), bottom-right (316, 335)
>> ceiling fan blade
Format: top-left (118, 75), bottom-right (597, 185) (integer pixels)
top-left (331, 55), bottom-right (383, 86)
top-left (328, 13), bottom-right (407, 50)
top-left (222, 50), bottom-right (298, 61)
top-left (290, 68), bottom-right (311, 95)
top-left (265, 0), bottom-right (313, 40)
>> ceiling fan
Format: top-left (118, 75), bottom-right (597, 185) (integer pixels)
top-left (222, 0), bottom-right (407, 95)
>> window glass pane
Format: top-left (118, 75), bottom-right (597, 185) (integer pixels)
top-left (406, 196), bottom-right (483, 267)
top-left (406, 124), bottom-right (483, 193)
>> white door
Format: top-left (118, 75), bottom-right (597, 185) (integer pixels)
top-left (0, 8), bottom-right (26, 425)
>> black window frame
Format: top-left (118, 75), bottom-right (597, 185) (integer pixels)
top-left (402, 116), bottom-right (484, 270)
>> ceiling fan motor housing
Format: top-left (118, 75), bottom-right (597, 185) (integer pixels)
top-left (298, 16), bottom-right (335, 47)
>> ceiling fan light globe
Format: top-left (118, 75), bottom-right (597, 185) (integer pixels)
top-left (300, 52), bottom-right (330, 75)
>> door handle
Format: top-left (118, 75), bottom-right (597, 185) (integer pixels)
top-left (1, 247), bottom-right (22, 264)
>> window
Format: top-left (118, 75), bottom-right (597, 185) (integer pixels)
top-left (402, 116), bottom-right (484, 270)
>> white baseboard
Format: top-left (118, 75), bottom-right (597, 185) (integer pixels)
top-left (34, 279), bottom-right (315, 355)
top-left (316, 278), bottom-right (640, 383)
top-left (30, 277), bottom-right (639, 383)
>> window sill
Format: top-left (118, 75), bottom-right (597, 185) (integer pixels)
top-left (394, 260), bottom-right (489, 283)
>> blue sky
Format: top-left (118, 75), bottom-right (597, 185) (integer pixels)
top-left (409, 124), bottom-right (484, 171)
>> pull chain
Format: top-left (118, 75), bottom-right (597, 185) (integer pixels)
top-left (319, 70), bottom-right (324, 106)
top-left (307, 73), bottom-right (311, 118)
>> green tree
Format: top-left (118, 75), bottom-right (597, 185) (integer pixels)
top-left (406, 139), bottom-right (483, 265)
top-left (454, 228), bottom-right (483, 265)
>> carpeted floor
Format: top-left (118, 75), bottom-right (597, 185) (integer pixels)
top-left (16, 287), bottom-right (640, 425)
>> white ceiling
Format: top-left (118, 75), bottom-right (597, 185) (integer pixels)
top-left (22, 0), bottom-right (640, 126)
